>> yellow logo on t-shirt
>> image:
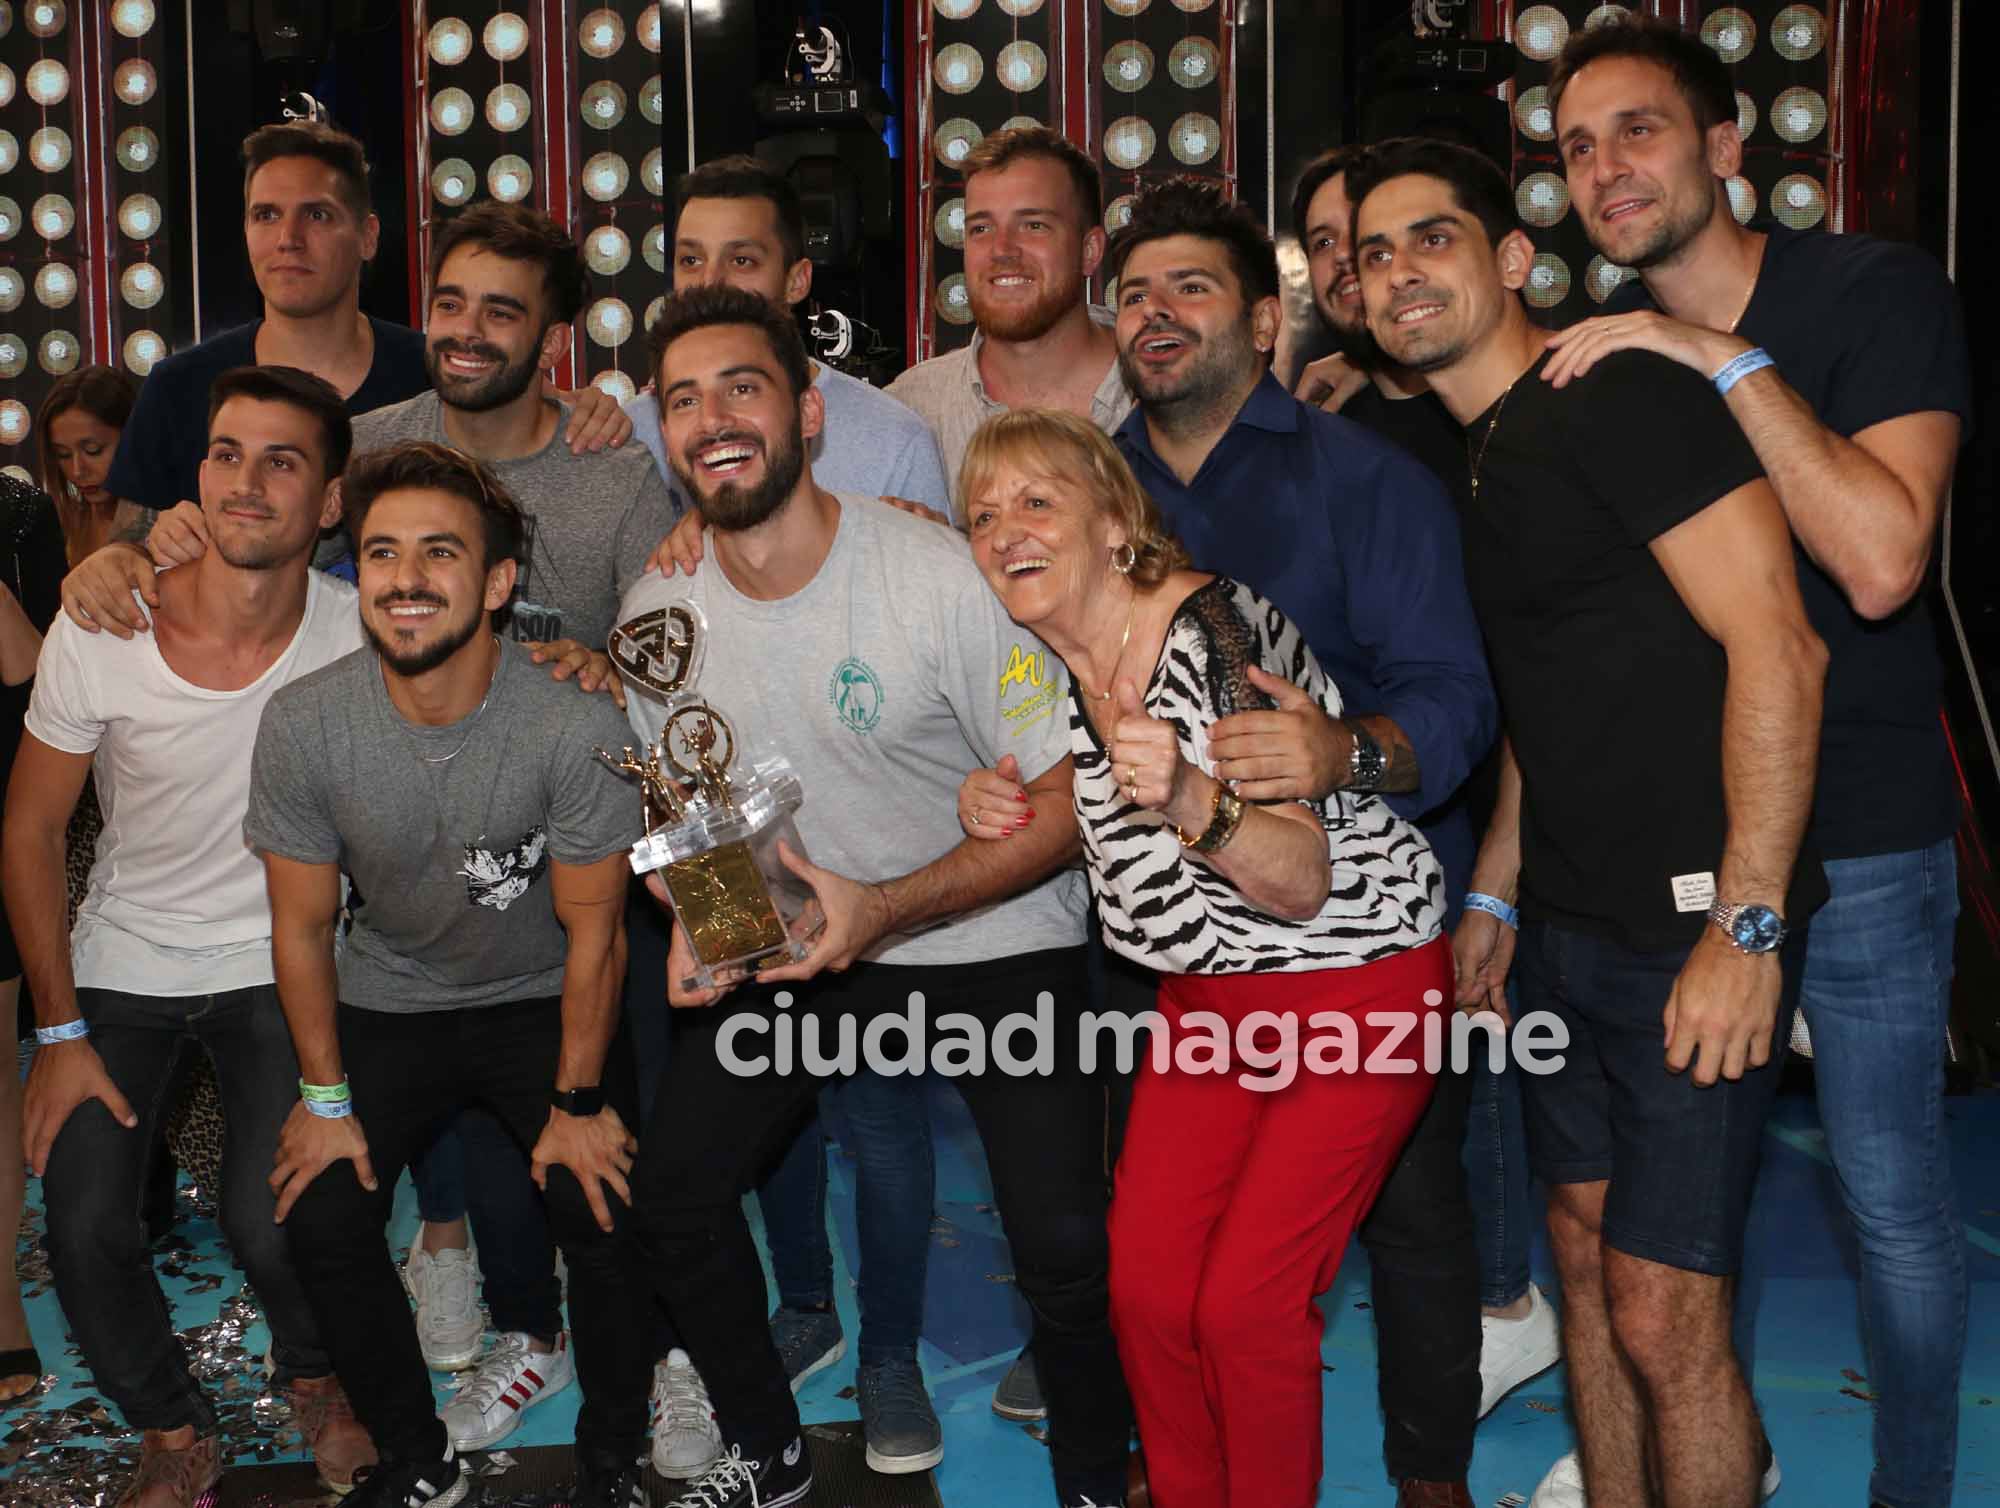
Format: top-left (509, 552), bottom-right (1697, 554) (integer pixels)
top-left (999, 643), bottom-right (1060, 733)
top-left (998, 644), bottom-right (1049, 695)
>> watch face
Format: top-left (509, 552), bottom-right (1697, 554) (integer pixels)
top-left (1731, 905), bottom-right (1785, 952)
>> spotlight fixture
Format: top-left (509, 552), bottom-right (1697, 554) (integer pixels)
top-left (1700, 8), bottom-right (1755, 64)
top-left (427, 17), bottom-right (472, 65)
top-left (0, 340), bottom-right (23, 380)
top-left (33, 261), bottom-right (76, 308)
top-left (0, 269), bottom-right (20, 313)
top-left (117, 193), bottom-right (160, 240)
top-left (643, 224), bottom-right (666, 273)
top-left (637, 6), bottom-right (661, 53)
top-left (1584, 256), bottom-right (1634, 304)
top-left (490, 155), bottom-right (536, 203)
top-left (1515, 6), bottom-right (1569, 61)
top-left (0, 133), bottom-right (15, 174)
top-left (123, 328), bottom-right (165, 375)
top-left (1771, 173), bottom-right (1825, 229)
top-left (1726, 177), bottom-right (1757, 224)
top-left (935, 44), bottom-right (982, 95)
top-left (1770, 87), bottom-right (1827, 144)
top-left (936, 273), bottom-right (973, 324)
top-left (486, 83), bottom-right (531, 131)
top-left (581, 153), bottom-right (626, 202)
top-left (1524, 253), bottom-right (1571, 309)
top-left (1168, 37), bottom-right (1219, 89)
top-left (1104, 117), bottom-right (1157, 170)
top-left (1169, 113), bottom-right (1221, 166)
top-left (580, 7), bottom-right (624, 58)
top-left (34, 194), bottom-right (75, 240)
top-left (581, 81), bottom-right (627, 129)
top-left (115, 60), bottom-right (156, 105)
top-left (1515, 172), bottom-right (1569, 228)
top-left (586, 298), bottom-right (633, 348)
top-left (1772, 6), bottom-right (1826, 62)
top-left (640, 76), bottom-right (662, 124)
top-left (995, 40), bottom-right (1046, 93)
top-left (111, 0), bottom-right (153, 36)
top-left (1735, 91), bottom-right (1757, 139)
top-left (121, 261), bottom-right (164, 308)
top-left (641, 148), bottom-right (664, 196)
top-left (25, 58), bottom-right (69, 106)
top-left (430, 88), bottom-right (475, 135)
top-left (933, 0), bottom-right (979, 19)
top-left (0, 400), bottom-right (26, 440)
top-left (430, 158), bottom-right (474, 206)
top-left (484, 12), bottom-right (530, 62)
top-left (0, 198), bottom-right (17, 241)
top-left (1514, 86), bottom-right (1554, 141)
top-left (25, 0), bottom-right (61, 38)
top-left (934, 197), bottom-right (965, 248)
top-left (116, 126), bottom-right (159, 171)
top-left (586, 226), bottom-right (631, 276)
top-left (1103, 42), bottom-right (1153, 94)
top-left (39, 329), bottom-right (79, 375)
top-left (934, 118), bottom-right (982, 169)
top-left (593, 371), bottom-right (636, 403)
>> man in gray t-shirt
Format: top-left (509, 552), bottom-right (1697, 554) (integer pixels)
top-left (243, 442), bottom-right (657, 1507)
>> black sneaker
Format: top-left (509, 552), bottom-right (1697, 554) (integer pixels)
top-left (345, 1447), bottom-right (467, 1508)
top-left (572, 1451), bottom-right (650, 1508)
top-left (990, 1346), bottom-right (1047, 1422)
top-left (662, 1439), bottom-right (812, 1508)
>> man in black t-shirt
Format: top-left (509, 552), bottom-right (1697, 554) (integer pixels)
top-left (1543, 22), bottom-right (1971, 1508)
top-left (1350, 139), bottom-right (1828, 1508)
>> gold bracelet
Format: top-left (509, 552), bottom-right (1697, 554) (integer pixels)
top-left (1177, 782), bottom-right (1246, 854)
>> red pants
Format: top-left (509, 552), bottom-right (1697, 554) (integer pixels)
top-left (1108, 940), bottom-right (1450, 1508)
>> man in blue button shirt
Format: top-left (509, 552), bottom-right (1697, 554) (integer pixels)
top-left (1106, 176), bottom-right (1498, 1508)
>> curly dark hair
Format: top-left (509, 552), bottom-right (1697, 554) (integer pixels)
top-left (341, 440), bottom-right (525, 573)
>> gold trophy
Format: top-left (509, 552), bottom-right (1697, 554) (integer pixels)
top-left (597, 601), bottom-right (820, 989)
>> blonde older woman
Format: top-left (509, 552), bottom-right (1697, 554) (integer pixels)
top-left (958, 407), bottom-right (1450, 1508)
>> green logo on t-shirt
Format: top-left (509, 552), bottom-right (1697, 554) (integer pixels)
top-left (829, 658), bottom-right (884, 733)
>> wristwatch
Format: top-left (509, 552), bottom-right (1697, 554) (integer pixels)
top-left (1708, 900), bottom-right (1787, 955)
top-left (549, 1086), bottom-right (607, 1116)
top-left (1345, 718), bottom-right (1387, 792)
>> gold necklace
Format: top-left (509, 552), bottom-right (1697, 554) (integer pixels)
top-left (1726, 235), bottom-right (1765, 334)
top-left (1468, 374), bottom-right (1523, 502)
top-left (1077, 592), bottom-right (1137, 703)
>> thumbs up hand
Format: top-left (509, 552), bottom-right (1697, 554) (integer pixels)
top-left (1106, 677), bottom-right (1198, 823)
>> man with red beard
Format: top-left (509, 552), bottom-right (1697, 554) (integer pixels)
top-left (887, 126), bottom-right (1134, 507)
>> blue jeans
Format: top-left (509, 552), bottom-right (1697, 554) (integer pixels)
top-left (1462, 997), bottom-right (1533, 1310)
top-left (757, 1070), bottom-right (936, 1363)
top-left (1799, 840), bottom-right (1964, 1508)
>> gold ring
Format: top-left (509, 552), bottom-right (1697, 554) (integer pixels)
top-left (970, 809), bottom-right (981, 827)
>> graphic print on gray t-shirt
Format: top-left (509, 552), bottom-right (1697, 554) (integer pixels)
top-left (351, 391), bottom-right (680, 649)
top-left (244, 642), bottom-right (640, 1012)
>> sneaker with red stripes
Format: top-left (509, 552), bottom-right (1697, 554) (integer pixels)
top-left (441, 1331), bottom-right (575, 1452)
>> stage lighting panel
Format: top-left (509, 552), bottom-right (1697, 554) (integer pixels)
top-left (1104, 41), bottom-right (1153, 93)
top-left (487, 83), bottom-right (531, 131)
top-left (582, 153), bottom-right (626, 202)
top-left (121, 261), bottom-right (163, 309)
top-left (643, 224), bottom-right (666, 273)
top-left (586, 298), bottom-right (633, 349)
top-left (123, 329), bottom-right (164, 376)
top-left (116, 194), bottom-right (157, 240)
top-left (1516, 7), bottom-right (1569, 62)
top-left (0, 199), bottom-right (16, 241)
top-left (27, 129), bottom-right (67, 176)
top-left (1515, 172), bottom-right (1569, 228)
top-left (936, 44), bottom-right (983, 95)
top-left (1772, 6), bottom-right (1826, 61)
top-left (0, 270), bottom-right (20, 313)
top-left (641, 76), bottom-right (662, 123)
top-left (1168, 113), bottom-right (1220, 166)
top-left (1515, 86), bottom-right (1554, 141)
top-left (1583, 3), bottom-right (1629, 24)
top-left (1105, 0), bottom-right (1150, 16)
top-left (1771, 87), bottom-right (1827, 144)
top-left (25, 58), bottom-right (68, 106)
top-left (1701, 9), bottom-right (1755, 64)
top-left (936, 197), bottom-right (965, 248)
top-left (645, 296), bottom-right (664, 333)
top-left (582, 81), bottom-right (627, 129)
top-left (580, 8), bottom-right (624, 58)
top-left (431, 88), bottom-right (475, 136)
top-left (935, 118), bottom-right (983, 169)
top-left (485, 12), bottom-right (530, 61)
top-left (33, 262), bottom-right (74, 309)
top-left (637, 6), bottom-right (661, 52)
top-left (1168, 37), bottom-right (1218, 89)
top-left (593, 370), bottom-right (636, 403)
top-left (1736, 91), bottom-right (1757, 139)
top-left (1105, 194), bottom-right (1136, 233)
top-left (1104, 117), bottom-right (1156, 170)
top-left (936, 273), bottom-right (974, 325)
top-left (1584, 256), bottom-right (1635, 304)
top-left (0, 339), bottom-right (22, 380)
top-left (112, 0), bottom-right (155, 37)
top-left (1524, 253), bottom-right (1571, 309)
top-left (933, 0), bottom-right (980, 18)
top-left (0, 132), bottom-right (15, 175)
top-left (0, 65), bottom-right (12, 108)
top-left (38, 330), bottom-right (77, 375)
top-left (428, 18), bottom-right (472, 65)
top-left (997, 0), bottom-right (1044, 14)
top-left (114, 60), bottom-right (156, 105)
top-left (997, 40), bottom-right (1048, 93)
top-left (116, 126), bottom-right (159, 172)
top-left (1002, 114), bottom-right (1041, 131)
top-left (1771, 173), bottom-right (1826, 229)
top-left (637, 148), bottom-right (663, 197)
top-left (24, 0), bottom-right (60, 37)
top-left (34, 194), bottom-right (74, 240)
top-left (0, 400), bottom-right (26, 440)
top-left (492, 155), bottom-right (537, 203)
top-left (1170, 0), bottom-right (1214, 11)
top-left (431, 159), bottom-right (475, 207)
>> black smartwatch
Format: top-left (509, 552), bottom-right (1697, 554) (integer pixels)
top-left (549, 1086), bottom-right (606, 1116)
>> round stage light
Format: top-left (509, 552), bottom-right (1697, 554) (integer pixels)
top-left (1726, 176), bottom-right (1757, 224)
top-left (0, 269), bottom-right (20, 313)
top-left (1736, 91), bottom-right (1757, 139)
top-left (115, 60), bottom-right (156, 105)
top-left (486, 83), bottom-right (531, 131)
top-left (998, 0), bottom-right (1043, 13)
top-left (581, 80), bottom-right (627, 129)
top-left (1773, 6), bottom-right (1826, 62)
top-left (641, 76), bottom-right (663, 124)
top-left (121, 260), bottom-right (164, 308)
top-left (935, 196), bottom-right (965, 249)
top-left (0, 199), bottom-right (17, 241)
top-left (34, 261), bottom-right (76, 308)
top-left (430, 88), bottom-right (475, 136)
top-left (581, 153), bottom-right (626, 202)
top-left (1584, 256), bottom-right (1636, 304)
top-left (0, 468), bottom-right (30, 485)
top-left (25, 1), bottom-right (62, 38)
top-left (117, 125), bottom-right (159, 172)
top-left (117, 193), bottom-right (159, 240)
top-left (935, 44), bottom-right (982, 95)
top-left (934, 117), bottom-right (982, 170)
top-left (1525, 255), bottom-right (1572, 309)
top-left (644, 296), bottom-right (664, 332)
top-left (586, 297), bottom-right (633, 349)
top-left (491, 155), bottom-right (537, 204)
top-left (1514, 86), bottom-right (1555, 141)
top-left (1168, 37), bottom-right (1219, 89)
top-left (1105, 0), bottom-right (1150, 15)
top-left (1104, 193), bottom-right (1136, 233)
top-left (997, 40), bottom-right (1046, 93)
top-left (0, 66), bottom-right (13, 109)
top-left (932, 0), bottom-right (980, 18)
top-left (936, 273), bottom-right (973, 325)
top-left (1516, 6), bottom-right (1568, 62)
top-left (1584, 4), bottom-right (1629, 28)
top-left (123, 329), bottom-right (165, 376)
top-left (1103, 42), bottom-right (1153, 94)
top-left (1772, 174), bottom-right (1825, 230)
top-left (641, 148), bottom-right (665, 196)
top-left (1701, 9), bottom-right (1755, 64)
top-left (427, 17), bottom-right (472, 65)
top-left (643, 223), bottom-right (666, 273)
top-left (593, 370), bottom-right (637, 404)
top-left (637, 6), bottom-right (661, 53)
top-left (0, 339), bottom-right (24, 380)
top-left (1001, 114), bottom-right (1041, 132)
top-left (1771, 87), bottom-right (1828, 144)
top-left (0, 4), bottom-right (11, 38)
top-left (586, 226), bottom-right (631, 276)
top-left (26, 58), bottom-right (69, 106)
top-left (39, 330), bottom-right (79, 375)
top-left (580, 8), bottom-right (625, 58)
top-left (1168, 113), bottom-right (1221, 166)
top-left (430, 158), bottom-right (475, 207)
top-left (1103, 117), bottom-right (1156, 170)
top-left (35, 194), bottom-right (75, 240)
top-left (1170, 0), bottom-right (1213, 9)
top-left (0, 132), bottom-right (15, 174)
top-left (0, 401), bottom-right (27, 442)
top-left (484, 12), bottom-right (530, 62)
top-left (1515, 172), bottom-right (1569, 228)
top-left (30, 126), bottom-right (73, 172)
top-left (111, 0), bottom-right (154, 36)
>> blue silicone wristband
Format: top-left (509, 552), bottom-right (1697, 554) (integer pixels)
top-left (303, 1097), bottom-right (354, 1119)
top-left (35, 1018), bottom-right (88, 1045)
top-left (1713, 347), bottom-right (1774, 396)
top-left (1464, 891), bottom-right (1520, 929)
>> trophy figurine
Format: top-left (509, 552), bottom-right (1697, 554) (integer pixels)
top-left (594, 599), bottom-right (820, 989)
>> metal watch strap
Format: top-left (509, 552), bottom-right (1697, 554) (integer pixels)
top-left (1345, 718), bottom-right (1387, 792)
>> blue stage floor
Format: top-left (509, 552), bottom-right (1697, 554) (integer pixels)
top-left (5, 1081), bottom-right (1997, 1504)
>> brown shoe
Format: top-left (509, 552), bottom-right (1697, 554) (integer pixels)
top-left (116, 1426), bottom-right (222, 1508)
top-left (289, 1373), bottom-right (378, 1493)
top-left (1396, 1482), bottom-right (1474, 1508)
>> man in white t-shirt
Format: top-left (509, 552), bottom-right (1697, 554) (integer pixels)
top-left (0, 367), bottom-right (372, 1508)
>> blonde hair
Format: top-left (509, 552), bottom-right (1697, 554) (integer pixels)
top-left (958, 408), bottom-right (1189, 590)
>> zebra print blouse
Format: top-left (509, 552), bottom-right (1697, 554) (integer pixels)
top-left (1071, 578), bottom-right (1444, 975)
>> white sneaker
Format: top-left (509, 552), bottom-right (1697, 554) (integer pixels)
top-left (407, 1246), bottom-right (485, 1373)
top-left (1479, 1282), bottom-right (1562, 1416)
top-left (441, 1330), bottom-right (575, 1452)
top-left (650, 1348), bottom-right (723, 1480)
top-left (1527, 1447), bottom-right (1781, 1506)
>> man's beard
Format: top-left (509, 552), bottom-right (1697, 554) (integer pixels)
top-left (674, 423), bottom-right (805, 534)
top-left (968, 264), bottom-right (1080, 342)
top-left (210, 500), bottom-right (299, 572)
top-left (1321, 300), bottom-right (1384, 370)
top-left (363, 592), bottom-right (486, 677)
top-left (1597, 174), bottom-right (1718, 272)
top-left (1116, 318), bottom-right (1257, 426)
top-left (427, 336), bottom-right (544, 414)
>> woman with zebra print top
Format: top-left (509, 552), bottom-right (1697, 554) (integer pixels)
top-left (958, 409), bottom-right (1453, 1508)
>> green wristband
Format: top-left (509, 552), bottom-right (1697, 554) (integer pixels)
top-left (298, 1079), bottom-right (351, 1104)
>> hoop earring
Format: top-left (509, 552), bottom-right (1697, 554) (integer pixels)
top-left (1111, 542), bottom-right (1136, 576)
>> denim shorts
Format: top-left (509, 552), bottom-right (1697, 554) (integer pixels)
top-left (1513, 920), bottom-right (1800, 1275)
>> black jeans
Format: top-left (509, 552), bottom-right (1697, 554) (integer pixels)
top-left (43, 986), bottom-right (329, 1433)
top-left (1358, 1060), bottom-right (1481, 1483)
top-left (632, 947), bottom-right (1132, 1496)
top-left (282, 998), bottom-right (655, 1466)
